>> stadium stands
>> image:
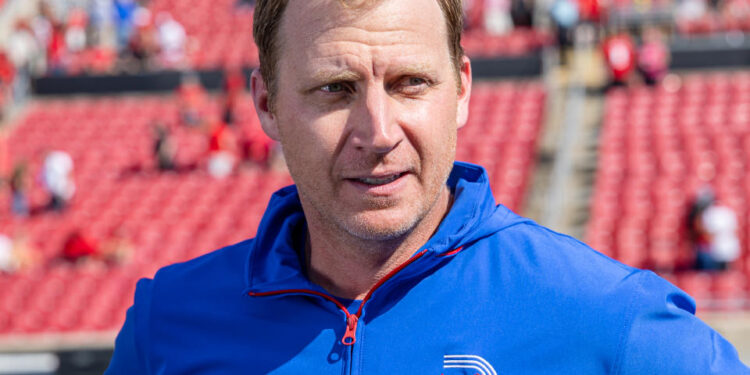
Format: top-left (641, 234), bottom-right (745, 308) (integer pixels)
top-left (0, 93), bottom-right (290, 334)
top-left (675, 2), bottom-right (750, 35)
top-left (586, 72), bottom-right (750, 309)
top-left (148, 0), bottom-right (257, 70)
top-left (149, 0), bottom-right (549, 69)
top-left (458, 80), bottom-right (546, 212)
top-left (23, 0), bottom-right (550, 74)
top-left (0, 80), bottom-right (545, 335)
top-left (146, 0), bottom-right (548, 69)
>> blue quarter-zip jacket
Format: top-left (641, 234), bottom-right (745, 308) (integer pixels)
top-left (106, 162), bottom-right (749, 374)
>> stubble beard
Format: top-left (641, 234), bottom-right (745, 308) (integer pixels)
top-left (301, 155), bottom-right (455, 247)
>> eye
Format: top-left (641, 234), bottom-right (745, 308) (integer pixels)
top-left (321, 82), bottom-right (346, 93)
top-left (395, 76), bottom-right (432, 96)
top-left (406, 77), bottom-right (427, 86)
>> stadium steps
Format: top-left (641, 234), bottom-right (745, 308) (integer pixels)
top-left (522, 48), bottom-right (564, 222)
top-left (529, 26), bottom-right (605, 238)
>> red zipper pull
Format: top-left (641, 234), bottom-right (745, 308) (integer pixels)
top-left (342, 314), bottom-right (358, 346)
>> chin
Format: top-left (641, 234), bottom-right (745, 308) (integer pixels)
top-left (340, 209), bottom-right (422, 242)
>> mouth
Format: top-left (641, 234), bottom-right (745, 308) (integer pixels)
top-left (343, 171), bottom-right (410, 195)
top-left (350, 172), bottom-right (407, 186)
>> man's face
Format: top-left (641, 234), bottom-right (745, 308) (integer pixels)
top-left (253, 0), bottom-right (471, 241)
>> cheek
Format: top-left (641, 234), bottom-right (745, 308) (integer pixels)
top-left (277, 110), bottom-right (347, 175)
top-left (399, 95), bottom-right (458, 160)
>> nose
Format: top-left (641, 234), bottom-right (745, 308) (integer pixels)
top-left (349, 86), bottom-right (403, 154)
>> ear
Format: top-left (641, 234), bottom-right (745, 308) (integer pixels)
top-left (456, 55), bottom-right (472, 130)
top-left (250, 69), bottom-right (281, 141)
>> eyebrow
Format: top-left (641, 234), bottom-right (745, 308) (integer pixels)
top-left (389, 63), bottom-right (438, 78)
top-left (309, 70), bottom-right (364, 86)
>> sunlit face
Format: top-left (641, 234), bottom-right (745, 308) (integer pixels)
top-left (252, 0), bottom-right (471, 242)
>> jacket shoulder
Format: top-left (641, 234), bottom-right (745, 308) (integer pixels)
top-left (150, 238), bottom-right (254, 294)
top-left (492, 220), bottom-right (636, 280)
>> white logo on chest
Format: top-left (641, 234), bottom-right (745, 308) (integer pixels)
top-left (443, 354), bottom-right (497, 375)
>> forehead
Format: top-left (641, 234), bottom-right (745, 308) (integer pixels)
top-left (276, 0), bottom-right (450, 75)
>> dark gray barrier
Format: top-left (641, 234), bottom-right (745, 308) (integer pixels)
top-left (670, 34), bottom-right (750, 70)
top-left (471, 51), bottom-right (544, 78)
top-left (55, 349), bottom-right (112, 375)
top-left (31, 70), bottom-right (230, 95)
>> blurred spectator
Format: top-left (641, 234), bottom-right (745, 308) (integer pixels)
top-left (463, 0), bottom-right (485, 31)
top-left (100, 226), bottom-right (134, 265)
top-left (127, 5), bottom-right (158, 71)
top-left (177, 72), bottom-right (207, 128)
top-left (47, 22), bottom-right (68, 75)
top-left (208, 122), bottom-right (237, 178)
top-left (114, 0), bottom-right (139, 50)
top-left (602, 29), bottom-right (636, 87)
top-left (8, 160), bottom-right (30, 217)
top-left (485, 0), bottom-right (514, 35)
top-left (0, 52), bottom-right (15, 86)
top-left (41, 150), bottom-right (75, 212)
top-left (88, 0), bottom-right (116, 48)
top-left (65, 8), bottom-right (88, 55)
top-left (511, 0), bottom-right (535, 28)
top-left (240, 120), bottom-right (274, 167)
top-left (155, 12), bottom-right (186, 69)
top-left (31, 1), bottom-right (54, 58)
top-left (61, 230), bottom-right (99, 264)
top-left (0, 52), bottom-right (14, 118)
top-left (0, 233), bottom-right (14, 273)
top-left (676, 0), bottom-right (708, 27)
top-left (688, 188), bottom-right (741, 271)
top-left (0, 231), bottom-right (39, 273)
top-left (222, 67), bottom-right (246, 126)
top-left (637, 27), bottom-right (669, 86)
top-left (153, 122), bottom-right (177, 171)
top-left (550, 0), bottom-right (579, 64)
top-left (578, 0), bottom-right (605, 24)
top-left (6, 21), bottom-right (39, 101)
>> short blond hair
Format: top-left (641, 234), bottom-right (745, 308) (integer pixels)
top-left (253, 0), bottom-right (465, 106)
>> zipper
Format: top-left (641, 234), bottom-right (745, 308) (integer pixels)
top-left (248, 248), bottom-right (429, 346)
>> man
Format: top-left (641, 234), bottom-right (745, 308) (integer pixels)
top-left (106, 0), bottom-right (749, 373)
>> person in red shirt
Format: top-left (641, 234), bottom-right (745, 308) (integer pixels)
top-left (207, 121), bottom-right (237, 178)
top-left (0, 52), bottom-right (13, 120)
top-left (47, 22), bottom-right (68, 75)
top-left (61, 230), bottom-right (99, 264)
top-left (602, 29), bottom-right (636, 87)
top-left (577, 0), bottom-right (603, 24)
top-left (0, 52), bottom-right (15, 87)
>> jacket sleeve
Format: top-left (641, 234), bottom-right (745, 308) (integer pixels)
top-left (105, 278), bottom-right (153, 375)
top-left (615, 270), bottom-right (749, 374)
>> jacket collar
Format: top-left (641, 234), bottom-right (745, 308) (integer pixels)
top-left (244, 161), bottom-right (517, 294)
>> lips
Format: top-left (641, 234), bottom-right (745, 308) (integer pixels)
top-left (352, 172), bottom-right (406, 186)
top-left (343, 171), bottom-right (410, 195)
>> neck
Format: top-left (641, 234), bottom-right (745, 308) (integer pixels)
top-left (305, 187), bottom-right (452, 300)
